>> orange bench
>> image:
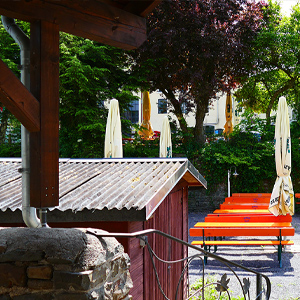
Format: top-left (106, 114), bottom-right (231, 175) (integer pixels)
top-left (213, 208), bottom-right (270, 214)
top-left (224, 197), bottom-right (270, 203)
top-left (220, 203), bottom-right (269, 210)
top-left (232, 193), bottom-right (271, 197)
top-left (205, 214), bottom-right (292, 223)
top-left (190, 223), bottom-right (294, 267)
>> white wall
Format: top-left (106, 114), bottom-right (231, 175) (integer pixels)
top-left (144, 91), bottom-right (232, 133)
top-left (137, 91), bottom-right (295, 134)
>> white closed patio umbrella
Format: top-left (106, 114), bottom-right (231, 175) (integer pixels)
top-left (269, 96), bottom-right (294, 216)
top-left (159, 116), bottom-right (172, 158)
top-left (104, 99), bottom-right (123, 158)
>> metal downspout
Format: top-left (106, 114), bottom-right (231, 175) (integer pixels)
top-left (1, 16), bottom-right (42, 228)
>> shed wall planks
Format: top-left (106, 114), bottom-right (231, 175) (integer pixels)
top-left (143, 183), bottom-right (188, 300)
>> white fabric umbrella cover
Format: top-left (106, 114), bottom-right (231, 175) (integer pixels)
top-left (160, 116), bottom-right (172, 158)
top-left (104, 99), bottom-right (123, 158)
top-left (269, 96), bottom-right (294, 216)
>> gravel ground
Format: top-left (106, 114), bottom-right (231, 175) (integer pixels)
top-left (188, 211), bottom-right (300, 300)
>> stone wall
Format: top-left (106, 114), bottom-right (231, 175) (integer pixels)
top-left (0, 227), bottom-right (132, 300)
top-left (188, 184), bottom-right (226, 212)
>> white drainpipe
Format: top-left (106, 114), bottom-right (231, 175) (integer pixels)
top-left (2, 16), bottom-right (42, 228)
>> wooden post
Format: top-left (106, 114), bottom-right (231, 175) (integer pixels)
top-left (30, 20), bottom-right (59, 208)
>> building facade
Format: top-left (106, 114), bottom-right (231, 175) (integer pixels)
top-left (126, 91), bottom-right (295, 136)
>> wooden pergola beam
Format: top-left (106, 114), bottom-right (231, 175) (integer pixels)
top-left (0, 0), bottom-right (160, 209)
top-left (0, 0), bottom-right (147, 50)
top-left (124, 0), bottom-right (161, 17)
top-left (30, 20), bottom-right (60, 208)
top-left (0, 59), bottom-right (40, 132)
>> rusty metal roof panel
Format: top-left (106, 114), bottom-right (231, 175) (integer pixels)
top-left (0, 158), bottom-right (207, 221)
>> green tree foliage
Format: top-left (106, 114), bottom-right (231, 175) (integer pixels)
top-left (0, 18), bottom-right (141, 158)
top-left (0, 19), bottom-right (24, 155)
top-left (235, 1), bottom-right (300, 121)
top-left (130, 0), bottom-right (265, 144)
top-left (58, 33), bottom-right (141, 157)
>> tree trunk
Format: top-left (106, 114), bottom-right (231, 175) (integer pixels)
top-left (194, 101), bottom-right (207, 145)
top-left (266, 77), bottom-right (297, 124)
top-left (0, 110), bottom-right (9, 144)
top-left (162, 89), bottom-right (189, 136)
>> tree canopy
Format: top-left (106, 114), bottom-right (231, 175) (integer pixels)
top-left (130, 0), bottom-right (266, 144)
top-left (234, 1), bottom-right (300, 121)
top-left (0, 19), bottom-right (23, 154)
top-left (0, 19), bottom-right (141, 158)
top-left (59, 34), bottom-right (140, 158)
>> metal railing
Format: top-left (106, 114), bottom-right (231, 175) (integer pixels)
top-left (87, 228), bottom-right (271, 300)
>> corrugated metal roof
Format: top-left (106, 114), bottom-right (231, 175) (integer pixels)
top-left (0, 158), bottom-right (206, 221)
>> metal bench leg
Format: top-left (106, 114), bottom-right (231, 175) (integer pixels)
top-left (204, 245), bottom-right (208, 265)
top-left (214, 236), bottom-right (217, 252)
top-left (202, 229), bottom-right (208, 265)
top-left (278, 230), bottom-right (282, 268)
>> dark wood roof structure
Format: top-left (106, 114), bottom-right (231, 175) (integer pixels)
top-left (0, 0), bottom-right (160, 209)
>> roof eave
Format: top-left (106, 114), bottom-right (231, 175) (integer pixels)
top-left (145, 160), bottom-right (207, 220)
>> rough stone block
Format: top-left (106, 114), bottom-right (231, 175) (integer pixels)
top-left (46, 258), bottom-right (73, 265)
top-left (54, 292), bottom-right (98, 300)
top-left (11, 293), bottom-right (53, 300)
top-left (0, 228), bottom-right (88, 266)
top-left (0, 263), bottom-right (26, 288)
top-left (0, 241), bottom-right (7, 255)
top-left (27, 279), bottom-right (53, 290)
top-left (90, 266), bottom-right (106, 286)
top-left (0, 250), bottom-right (44, 263)
top-left (53, 270), bottom-right (93, 291)
top-left (27, 265), bottom-right (53, 280)
top-left (0, 228), bottom-right (133, 299)
top-left (113, 272), bottom-right (133, 300)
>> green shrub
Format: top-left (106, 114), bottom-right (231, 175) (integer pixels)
top-left (0, 142), bottom-right (21, 157)
top-left (123, 134), bottom-right (159, 158)
top-left (190, 277), bottom-right (244, 300)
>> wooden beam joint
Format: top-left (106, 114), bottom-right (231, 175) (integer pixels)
top-left (0, 59), bottom-right (40, 132)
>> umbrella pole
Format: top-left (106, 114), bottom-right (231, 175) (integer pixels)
top-left (228, 169), bottom-right (231, 197)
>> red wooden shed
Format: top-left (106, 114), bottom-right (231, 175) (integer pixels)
top-left (0, 157), bottom-right (207, 300)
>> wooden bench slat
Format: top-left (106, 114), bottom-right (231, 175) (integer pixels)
top-left (190, 227), bottom-right (295, 237)
top-left (191, 240), bottom-right (294, 246)
top-left (205, 214), bottom-right (292, 223)
top-left (225, 198), bottom-right (270, 203)
top-left (214, 209), bottom-right (270, 214)
top-left (232, 193), bottom-right (271, 197)
top-left (220, 203), bottom-right (269, 209)
top-left (194, 222), bottom-right (292, 228)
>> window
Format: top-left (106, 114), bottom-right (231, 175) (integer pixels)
top-left (123, 100), bottom-right (139, 123)
top-left (181, 102), bottom-right (187, 114)
top-left (158, 99), bottom-right (167, 114)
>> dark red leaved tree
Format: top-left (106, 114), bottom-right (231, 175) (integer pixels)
top-left (131, 0), bottom-right (266, 144)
